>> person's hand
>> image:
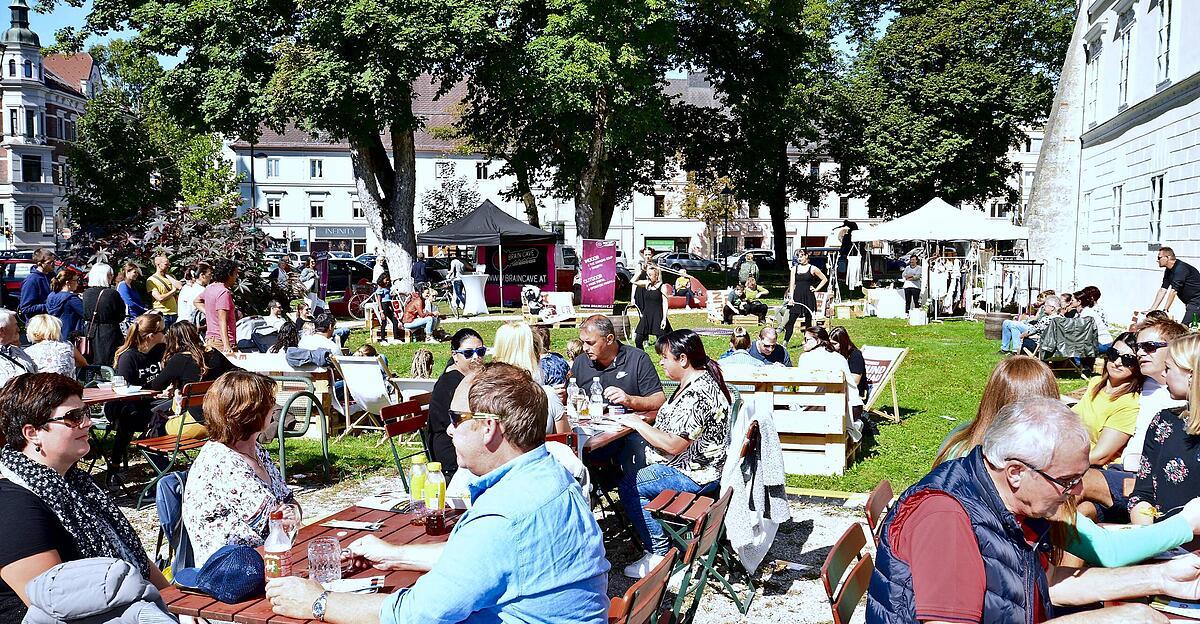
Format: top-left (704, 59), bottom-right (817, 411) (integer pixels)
top-left (347, 535), bottom-right (403, 569)
top-left (1131, 502), bottom-right (1157, 526)
top-left (660, 319), bottom-right (666, 330)
top-left (604, 386), bottom-right (629, 406)
top-left (615, 412), bottom-right (644, 429)
top-left (1158, 554), bottom-right (1200, 600)
top-left (265, 576), bottom-right (324, 618)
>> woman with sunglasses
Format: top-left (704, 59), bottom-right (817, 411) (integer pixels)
top-left (0, 373), bottom-right (168, 622)
top-left (1072, 332), bottom-right (1143, 467)
top-left (427, 328), bottom-right (486, 481)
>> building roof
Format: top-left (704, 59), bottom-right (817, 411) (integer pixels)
top-left (43, 53), bottom-right (94, 96)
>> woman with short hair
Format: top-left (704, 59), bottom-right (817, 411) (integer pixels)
top-left (23, 315), bottom-right (86, 377)
top-left (183, 371), bottom-right (298, 566)
top-left (80, 263), bottom-right (124, 367)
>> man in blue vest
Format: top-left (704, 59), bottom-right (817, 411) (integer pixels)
top-left (868, 397), bottom-right (1200, 623)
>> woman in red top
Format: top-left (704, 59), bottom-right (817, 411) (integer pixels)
top-left (401, 291), bottom-right (439, 343)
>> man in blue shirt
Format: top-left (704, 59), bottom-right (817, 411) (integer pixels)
top-left (749, 327), bottom-right (792, 366)
top-left (411, 252), bottom-right (428, 286)
top-left (266, 362), bottom-right (610, 623)
top-left (18, 247), bottom-right (54, 319)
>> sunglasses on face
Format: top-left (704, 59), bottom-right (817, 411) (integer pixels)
top-left (448, 409), bottom-right (504, 427)
top-left (1105, 351), bottom-right (1139, 368)
top-left (453, 346), bottom-right (488, 359)
top-left (1137, 340), bottom-right (1169, 354)
top-left (1014, 459), bottom-right (1085, 493)
top-left (45, 408), bottom-right (91, 430)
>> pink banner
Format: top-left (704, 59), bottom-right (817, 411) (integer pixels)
top-left (581, 239), bottom-right (618, 307)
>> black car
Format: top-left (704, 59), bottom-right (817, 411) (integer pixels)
top-left (325, 258), bottom-right (374, 293)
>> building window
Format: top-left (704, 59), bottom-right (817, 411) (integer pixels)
top-left (22, 206), bottom-right (42, 232)
top-left (65, 119), bottom-right (75, 140)
top-left (653, 194), bottom-right (665, 217)
top-left (1083, 191), bottom-right (1094, 245)
top-left (266, 158), bottom-right (280, 178)
top-left (1150, 174), bottom-right (1166, 244)
top-left (990, 203), bottom-right (1010, 219)
top-left (308, 159), bottom-right (323, 179)
top-left (1085, 43), bottom-right (1101, 126)
top-left (266, 196), bottom-right (281, 219)
top-left (24, 110), bottom-right (34, 137)
top-left (749, 203), bottom-right (759, 219)
top-left (352, 200), bottom-right (363, 219)
top-left (309, 198), bottom-right (324, 219)
top-left (7, 60), bottom-right (12, 76)
top-left (21, 155), bottom-right (40, 182)
top-left (807, 202), bottom-right (819, 219)
top-left (809, 162), bottom-right (820, 178)
top-left (434, 161), bottom-right (454, 179)
top-left (1117, 11), bottom-right (1134, 106)
top-left (22, 60), bottom-right (30, 78)
top-left (1112, 184), bottom-right (1124, 242)
top-left (1029, 137), bottom-right (1042, 152)
top-left (839, 196), bottom-right (849, 219)
top-left (475, 162), bottom-right (488, 180)
top-left (56, 116), bottom-right (63, 139)
top-left (8, 109), bottom-right (15, 136)
top-left (1157, 0), bottom-right (1172, 84)
top-left (51, 163), bottom-right (62, 185)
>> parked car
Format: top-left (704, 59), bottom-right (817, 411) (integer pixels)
top-left (724, 248), bottom-right (776, 269)
top-left (329, 251), bottom-right (354, 259)
top-left (0, 252), bottom-right (83, 311)
top-left (355, 253), bottom-right (378, 267)
top-left (653, 252), bottom-right (721, 273)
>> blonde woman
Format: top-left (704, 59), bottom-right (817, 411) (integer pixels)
top-left (1130, 333), bottom-right (1200, 524)
top-left (493, 321), bottom-right (569, 433)
top-left (24, 314), bottom-right (87, 376)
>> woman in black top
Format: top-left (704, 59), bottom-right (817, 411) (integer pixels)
top-left (632, 266), bottom-right (671, 350)
top-left (428, 328), bottom-right (485, 480)
top-left (0, 374), bottom-right (166, 623)
top-left (80, 263), bottom-right (125, 367)
top-left (148, 321), bottom-right (238, 393)
top-left (107, 315), bottom-right (166, 481)
top-left (829, 326), bottom-right (868, 402)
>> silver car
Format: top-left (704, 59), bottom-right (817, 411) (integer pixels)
top-left (653, 252), bottom-right (721, 273)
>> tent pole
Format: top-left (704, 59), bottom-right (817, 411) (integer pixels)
top-left (499, 242), bottom-right (504, 315)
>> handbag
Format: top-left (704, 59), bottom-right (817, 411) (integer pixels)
top-left (75, 289), bottom-right (107, 359)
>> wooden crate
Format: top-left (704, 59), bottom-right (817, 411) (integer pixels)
top-left (724, 367), bottom-right (854, 475)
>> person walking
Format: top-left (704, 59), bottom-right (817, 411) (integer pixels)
top-left (901, 254), bottom-right (922, 313)
top-left (117, 262), bottom-right (147, 323)
top-left (411, 252), bottom-right (429, 286)
top-left (448, 252), bottom-right (466, 312)
top-left (299, 257), bottom-right (327, 313)
top-left (18, 247), bottom-right (54, 320)
top-left (1148, 247), bottom-right (1200, 325)
top-left (146, 254), bottom-right (182, 328)
top-left (81, 263), bottom-right (125, 367)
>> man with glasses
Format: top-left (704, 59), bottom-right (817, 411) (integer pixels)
top-left (569, 314), bottom-right (664, 412)
top-left (266, 362), bottom-right (609, 624)
top-left (1123, 318), bottom-right (1190, 472)
top-left (1149, 247), bottom-right (1200, 325)
top-left (749, 327), bottom-right (792, 366)
top-left (869, 397), bottom-right (1200, 623)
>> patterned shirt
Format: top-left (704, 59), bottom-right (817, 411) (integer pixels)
top-left (645, 371), bottom-right (731, 484)
top-left (25, 340), bottom-right (75, 377)
top-left (182, 441), bottom-right (296, 566)
top-left (1129, 407), bottom-right (1200, 521)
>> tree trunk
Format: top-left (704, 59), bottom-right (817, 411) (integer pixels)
top-left (513, 161), bottom-right (540, 227)
top-left (769, 139), bottom-right (790, 267)
top-left (574, 90), bottom-right (610, 239)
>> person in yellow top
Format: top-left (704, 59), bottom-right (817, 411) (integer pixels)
top-left (741, 277), bottom-right (769, 323)
top-left (146, 253), bottom-right (183, 327)
top-left (672, 269), bottom-right (696, 308)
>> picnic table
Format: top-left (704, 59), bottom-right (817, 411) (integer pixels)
top-left (582, 411), bottom-right (656, 452)
top-left (161, 505), bottom-right (460, 624)
top-left (82, 387), bottom-right (158, 405)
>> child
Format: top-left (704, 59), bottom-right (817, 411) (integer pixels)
top-left (565, 338), bottom-right (584, 362)
top-left (410, 348), bottom-right (434, 379)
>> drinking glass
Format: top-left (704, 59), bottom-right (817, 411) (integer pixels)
top-left (277, 503), bottom-right (303, 541)
top-left (308, 537), bottom-right (342, 585)
top-left (111, 376), bottom-right (126, 389)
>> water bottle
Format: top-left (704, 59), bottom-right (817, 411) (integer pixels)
top-left (566, 378), bottom-right (581, 420)
top-left (409, 456), bottom-right (427, 511)
top-left (263, 509), bottom-right (293, 578)
top-left (424, 462), bottom-right (446, 511)
top-left (589, 379), bottom-right (605, 425)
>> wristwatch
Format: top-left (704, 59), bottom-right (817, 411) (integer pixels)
top-left (312, 590), bottom-right (330, 621)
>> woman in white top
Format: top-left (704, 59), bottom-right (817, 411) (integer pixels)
top-left (796, 326), bottom-right (864, 436)
top-left (24, 314), bottom-right (87, 376)
top-left (491, 320), bottom-right (569, 433)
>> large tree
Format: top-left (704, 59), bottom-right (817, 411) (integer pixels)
top-left (46, 0), bottom-right (492, 278)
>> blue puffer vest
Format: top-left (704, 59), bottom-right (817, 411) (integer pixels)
top-left (866, 447), bottom-right (1053, 624)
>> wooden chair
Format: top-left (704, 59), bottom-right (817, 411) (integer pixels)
top-left (546, 431), bottom-right (580, 456)
top-left (381, 393), bottom-right (432, 493)
top-left (331, 355), bottom-right (401, 441)
top-left (608, 548), bottom-right (679, 624)
top-left (864, 479), bottom-right (894, 543)
top-left (131, 381), bottom-right (212, 509)
top-left (820, 523), bottom-right (874, 624)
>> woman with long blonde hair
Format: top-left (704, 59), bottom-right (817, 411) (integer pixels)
top-left (107, 314), bottom-right (167, 483)
top-left (492, 320), bottom-right (569, 433)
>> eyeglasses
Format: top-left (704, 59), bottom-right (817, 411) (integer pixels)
top-left (1137, 340), bottom-right (1169, 354)
top-left (453, 346), bottom-right (488, 359)
top-left (1013, 459), bottom-right (1085, 493)
top-left (44, 408), bottom-right (91, 430)
top-left (448, 410), bottom-right (504, 427)
top-left (1104, 351), bottom-right (1139, 368)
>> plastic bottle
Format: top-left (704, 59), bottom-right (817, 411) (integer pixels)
top-left (409, 456), bottom-right (427, 510)
top-left (589, 379), bottom-right (605, 424)
top-left (424, 462), bottom-right (446, 511)
top-left (263, 509), bottom-right (293, 578)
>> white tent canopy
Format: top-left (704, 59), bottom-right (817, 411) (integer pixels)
top-left (858, 197), bottom-right (1029, 242)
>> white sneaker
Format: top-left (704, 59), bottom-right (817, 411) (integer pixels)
top-left (622, 552), bottom-right (665, 579)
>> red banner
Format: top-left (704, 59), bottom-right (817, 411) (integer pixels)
top-left (581, 239), bottom-right (618, 307)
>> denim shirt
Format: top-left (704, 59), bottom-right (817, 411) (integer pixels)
top-left (380, 446), bottom-right (610, 624)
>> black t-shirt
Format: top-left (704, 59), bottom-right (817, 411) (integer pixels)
top-left (147, 349), bottom-right (239, 392)
top-left (0, 479), bottom-right (82, 623)
top-left (846, 348), bottom-right (867, 399)
top-left (570, 343), bottom-right (663, 400)
top-left (428, 368), bottom-right (465, 479)
top-left (114, 343), bottom-right (166, 386)
top-left (1164, 260), bottom-right (1200, 305)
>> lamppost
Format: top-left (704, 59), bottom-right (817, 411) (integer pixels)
top-left (247, 140), bottom-right (268, 230)
top-left (721, 187), bottom-right (734, 287)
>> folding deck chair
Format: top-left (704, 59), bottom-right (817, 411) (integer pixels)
top-left (332, 355), bottom-right (401, 442)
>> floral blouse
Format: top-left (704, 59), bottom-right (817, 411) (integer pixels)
top-left (1128, 407), bottom-right (1200, 521)
top-left (646, 371), bottom-right (731, 485)
top-left (182, 441), bottom-right (296, 566)
top-left (24, 340), bottom-right (75, 377)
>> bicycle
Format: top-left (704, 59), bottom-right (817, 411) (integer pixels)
top-left (430, 279), bottom-right (463, 318)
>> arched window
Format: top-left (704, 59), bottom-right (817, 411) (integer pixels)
top-left (23, 206), bottom-right (42, 233)
top-left (22, 60), bottom-right (31, 78)
top-left (7, 60), bottom-right (14, 76)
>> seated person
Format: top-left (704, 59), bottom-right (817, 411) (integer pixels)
top-left (797, 326), bottom-right (863, 427)
top-left (147, 320), bottom-right (241, 437)
top-left (611, 330), bottom-right (730, 579)
top-left (267, 320), bottom-right (301, 354)
top-left (1124, 318), bottom-right (1190, 471)
top-left (1073, 332), bottom-right (1141, 521)
top-left (1000, 290), bottom-right (1054, 355)
top-left (719, 326), bottom-right (763, 368)
top-left (749, 327), bottom-right (791, 366)
top-left (108, 315), bottom-right (166, 481)
top-left (262, 300), bottom-right (289, 331)
top-left (569, 315), bottom-right (665, 413)
top-left (741, 277), bottom-right (769, 323)
top-left (298, 313), bottom-right (344, 354)
top-left (428, 328), bottom-right (486, 481)
top-left (829, 326), bottom-right (868, 403)
top-left (722, 283), bottom-right (747, 325)
top-left (533, 326), bottom-right (569, 386)
top-left (0, 311), bottom-right (36, 388)
top-left (673, 270), bottom-right (695, 308)
top-left (23, 315), bottom-right (86, 377)
top-left (183, 371), bottom-right (299, 566)
top-left (266, 362), bottom-right (609, 623)
top-left (870, 396), bottom-right (1200, 622)
top-left (401, 291), bottom-right (439, 343)
top-left (0, 373), bottom-right (168, 622)
top-left (1131, 333), bottom-right (1200, 525)
top-left (1019, 294), bottom-right (1064, 353)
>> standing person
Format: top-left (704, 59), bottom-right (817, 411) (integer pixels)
top-left (901, 255), bottom-right (922, 313)
top-left (373, 274), bottom-right (401, 343)
top-left (81, 264), bottom-right (125, 367)
top-left (146, 254), bottom-right (182, 328)
top-left (411, 252), bottom-right (428, 286)
top-left (116, 262), bottom-right (147, 323)
top-left (371, 255), bottom-right (387, 285)
top-left (1149, 246), bottom-right (1200, 324)
top-left (267, 256), bottom-right (294, 304)
top-left (45, 270), bottom-right (83, 341)
top-left (737, 252), bottom-right (759, 286)
top-left (782, 251), bottom-right (827, 345)
top-left (447, 252), bottom-right (466, 312)
top-left (24, 315), bottom-right (85, 376)
top-left (427, 328), bottom-right (486, 480)
top-left (17, 248), bottom-right (54, 320)
top-left (195, 259), bottom-right (239, 354)
top-left (400, 290), bottom-right (439, 342)
top-left (632, 265), bottom-right (671, 350)
top-left (629, 247), bottom-right (656, 312)
top-left (299, 257), bottom-right (327, 313)
top-left (108, 315), bottom-right (166, 481)
top-left (0, 311), bottom-right (36, 388)
top-left (178, 262), bottom-right (210, 326)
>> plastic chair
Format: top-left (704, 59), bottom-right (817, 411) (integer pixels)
top-left (608, 548), bottom-right (679, 624)
top-left (380, 393), bottom-right (432, 493)
top-left (820, 523), bottom-right (874, 624)
top-left (331, 355), bottom-right (401, 442)
top-left (864, 479), bottom-right (894, 543)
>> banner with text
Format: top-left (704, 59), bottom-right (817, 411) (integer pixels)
top-left (581, 239), bottom-right (618, 306)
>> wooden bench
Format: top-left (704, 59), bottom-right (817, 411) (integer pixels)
top-left (706, 290), bottom-right (760, 326)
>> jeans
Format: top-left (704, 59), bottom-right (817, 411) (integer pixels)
top-left (674, 288), bottom-right (694, 307)
top-left (378, 304), bottom-right (400, 341)
top-left (619, 462), bottom-right (708, 555)
top-left (452, 280), bottom-right (465, 310)
top-left (903, 288), bottom-right (920, 312)
top-left (1001, 320), bottom-right (1030, 352)
top-left (162, 314), bottom-right (177, 329)
top-left (404, 316), bottom-right (438, 336)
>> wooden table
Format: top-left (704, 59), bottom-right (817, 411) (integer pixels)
top-left (583, 411), bottom-right (656, 452)
top-left (162, 506), bottom-right (457, 624)
top-left (82, 387), bottom-right (158, 405)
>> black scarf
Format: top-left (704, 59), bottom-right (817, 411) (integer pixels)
top-left (0, 447), bottom-right (150, 577)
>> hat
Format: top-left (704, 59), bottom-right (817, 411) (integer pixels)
top-left (173, 545), bottom-right (266, 604)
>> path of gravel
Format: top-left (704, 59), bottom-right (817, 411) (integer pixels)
top-left (120, 475), bottom-right (867, 624)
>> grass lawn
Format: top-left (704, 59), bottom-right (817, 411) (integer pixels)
top-left (276, 313), bottom-right (1090, 494)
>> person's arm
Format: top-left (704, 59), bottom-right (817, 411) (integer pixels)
top-left (604, 388), bottom-right (666, 413)
top-left (0, 550), bottom-right (62, 606)
top-left (146, 355), bottom-right (179, 392)
top-left (1049, 554), bottom-right (1200, 605)
top-left (18, 280), bottom-right (47, 316)
top-left (193, 292), bottom-right (206, 313)
top-left (1130, 413), bottom-right (1166, 525)
top-left (218, 309), bottom-right (232, 353)
top-left (1090, 428), bottom-right (1133, 466)
top-left (811, 267), bottom-right (828, 293)
top-left (924, 604), bottom-right (1172, 624)
top-left (660, 287), bottom-right (669, 328)
top-left (618, 412), bottom-right (690, 455)
top-left (71, 346), bottom-right (88, 368)
top-left (1066, 506), bottom-right (1196, 568)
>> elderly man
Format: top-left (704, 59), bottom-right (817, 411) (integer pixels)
top-left (18, 248), bottom-right (55, 319)
top-left (749, 327), bottom-right (791, 366)
top-left (869, 397), bottom-right (1200, 623)
top-left (569, 314), bottom-right (664, 412)
top-left (266, 362), bottom-right (610, 623)
top-left (0, 310), bottom-right (36, 387)
top-left (1149, 247), bottom-right (1200, 324)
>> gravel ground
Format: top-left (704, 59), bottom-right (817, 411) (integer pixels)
top-left (120, 475), bottom-right (866, 624)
